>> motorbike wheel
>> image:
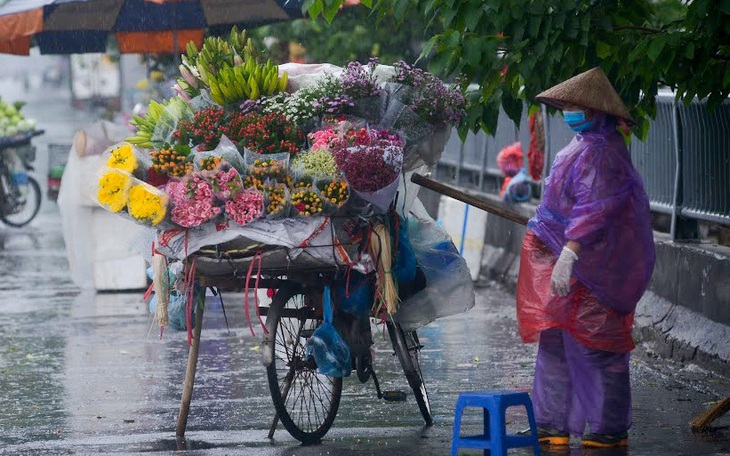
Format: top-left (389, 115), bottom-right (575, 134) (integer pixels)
top-left (1, 175), bottom-right (42, 227)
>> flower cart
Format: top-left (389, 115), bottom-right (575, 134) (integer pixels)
top-left (93, 28), bottom-right (475, 443)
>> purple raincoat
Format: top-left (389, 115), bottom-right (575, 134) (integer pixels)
top-left (528, 112), bottom-right (655, 314)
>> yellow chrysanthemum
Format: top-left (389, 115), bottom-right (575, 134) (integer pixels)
top-left (97, 170), bottom-right (130, 213)
top-left (107, 144), bottom-right (137, 173)
top-left (127, 184), bottom-right (168, 226)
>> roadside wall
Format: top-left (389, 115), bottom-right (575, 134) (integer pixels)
top-left (419, 188), bottom-right (730, 376)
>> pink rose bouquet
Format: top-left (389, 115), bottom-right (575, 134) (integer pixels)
top-left (225, 188), bottom-right (264, 226)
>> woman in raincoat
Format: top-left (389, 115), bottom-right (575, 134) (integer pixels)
top-left (517, 67), bottom-right (655, 448)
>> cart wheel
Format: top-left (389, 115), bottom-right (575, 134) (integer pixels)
top-left (386, 320), bottom-right (432, 426)
top-left (0, 175), bottom-right (41, 227)
top-left (265, 285), bottom-right (342, 444)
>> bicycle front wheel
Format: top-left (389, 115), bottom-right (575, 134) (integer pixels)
top-left (386, 320), bottom-right (433, 426)
top-left (265, 284), bottom-right (343, 444)
top-left (1, 175), bottom-right (41, 227)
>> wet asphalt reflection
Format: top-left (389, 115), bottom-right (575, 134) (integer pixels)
top-left (1, 207), bottom-right (729, 455)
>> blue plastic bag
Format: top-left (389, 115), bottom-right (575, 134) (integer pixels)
top-left (334, 272), bottom-right (374, 317)
top-left (306, 286), bottom-right (352, 377)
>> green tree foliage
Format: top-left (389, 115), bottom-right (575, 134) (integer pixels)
top-left (302, 0), bottom-right (730, 139)
top-left (252, 4), bottom-right (439, 66)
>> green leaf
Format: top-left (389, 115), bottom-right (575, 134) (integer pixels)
top-left (527, 15), bottom-right (541, 38)
top-left (684, 42), bottom-right (695, 59)
top-left (462, 36), bottom-right (482, 67)
top-left (323, 0), bottom-right (341, 23)
top-left (717, 0), bottom-right (730, 14)
top-left (307, 0), bottom-right (323, 20)
top-left (647, 37), bottom-right (666, 62)
top-left (464, 5), bottom-right (483, 31)
top-left (595, 41), bottom-right (611, 59)
top-left (502, 90), bottom-right (523, 125)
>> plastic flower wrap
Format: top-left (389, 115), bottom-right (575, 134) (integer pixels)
top-left (244, 150), bottom-right (289, 189)
top-left (127, 178), bottom-right (170, 227)
top-left (380, 61), bottom-right (465, 170)
top-left (193, 135), bottom-right (247, 173)
top-left (291, 187), bottom-right (323, 217)
top-left (340, 58), bottom-right (387, 124)
top-left (225, 188), bottom-right (264, 226)
top-left (288, 171), bottom-right (314, 190)
top-left (167, 174), bottom-right (222, 228)
top-left (97, 168), bottom-right (132, 213)
top-left (102, 142), bottom-right (151, 180)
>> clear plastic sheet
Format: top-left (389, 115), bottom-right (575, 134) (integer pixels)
top-left (393, 199), bottom-right (476, 331)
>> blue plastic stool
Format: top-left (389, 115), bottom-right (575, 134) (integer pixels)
top-left (451, 391), bottom-right (541, 456)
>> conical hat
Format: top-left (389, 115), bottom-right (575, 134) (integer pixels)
top-left (536, 67), bottom-right (635, 125)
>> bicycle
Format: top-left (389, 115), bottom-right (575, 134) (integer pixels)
top-left (194, 254), bottom-right (432, 445)
top-left (0, 131), bottom-right (43, 227)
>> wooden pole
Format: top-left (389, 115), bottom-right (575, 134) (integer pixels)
top-left (176, 300), bottom-right (205, 437)
top-left (410, 173), bottom-right (530, 226)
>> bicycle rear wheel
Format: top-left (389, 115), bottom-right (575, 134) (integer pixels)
top-left (1, 175), bottom-right (41, 227)
top-left (386, 320), bottom-right (432, 426)
top-left (265, 285), bottom-right (343, 444)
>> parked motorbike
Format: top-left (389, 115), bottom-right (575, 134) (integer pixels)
top-left (0, 132), bottom-right (43, 227)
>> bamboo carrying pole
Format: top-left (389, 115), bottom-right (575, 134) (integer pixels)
top-left (410, 173), bottom-right (530, 226)
top-left (176, 301), bottom-right (205, 437)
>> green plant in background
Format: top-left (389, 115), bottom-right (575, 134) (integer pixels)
top-left (300, 0), bottom-right (729, 140)
top-left (251, 4), bottom-right (439, 67)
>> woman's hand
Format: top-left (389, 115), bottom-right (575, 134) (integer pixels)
top-left (551, 246), bottom-right (579, 296)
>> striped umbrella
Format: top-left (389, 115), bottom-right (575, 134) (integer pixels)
top-left (0, 0), bottom-right (304, 55)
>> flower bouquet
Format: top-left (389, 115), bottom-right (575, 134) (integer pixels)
top-left (166, 174), bottom-right (222, 228)
top-left (226, 111), bottom-right (304, 156)
top-left (208, 165), bottom-right (244, 200)
top-left (291, 187), bottom-right (324, 217)
top-left (263, 183), bottom-right (290, 219)
top-left (102, 142), bottom-right (151, 181)
top-left (149, 145), bottom-right (193, 185)
top-left (340, 58), bottom-right (387, 124)
top-left (244, 150), bottom-right (290, 187)
top-left (382, 61), bottom-right (465, 169)
top-left (290, 148), bottom-right (339, 178)
top-left (96, 167), bottom-right (170, 227)
top-left (97, 168), bottom-right (132, 213)
top-left (332, 127), bottom-right (404, 213)
top-left (225, 187), bottom-right (264, 226)
top-left (192, 135), bottom-right (247, 173)
top-left (314, 176), bottom-right (350, 214)
top-left (127, 178), bottom-right (170, 227)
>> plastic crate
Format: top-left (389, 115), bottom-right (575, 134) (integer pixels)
top-left (47, 143), bottom-right (71, 201)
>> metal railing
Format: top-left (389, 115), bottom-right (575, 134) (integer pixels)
top-left (436, 94), bottom-right (730, 236)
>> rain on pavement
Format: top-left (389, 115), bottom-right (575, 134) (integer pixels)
top-left (0, 70), bottom-right (729, 456)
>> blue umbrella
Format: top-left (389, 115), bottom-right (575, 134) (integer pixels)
top-left (0, 0), bottom-right (304, 55)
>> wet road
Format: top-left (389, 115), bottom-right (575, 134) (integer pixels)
top-left (1, 75), bottom-right (729, 456)
top-left (2, 205), bottom-right (730, 456)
